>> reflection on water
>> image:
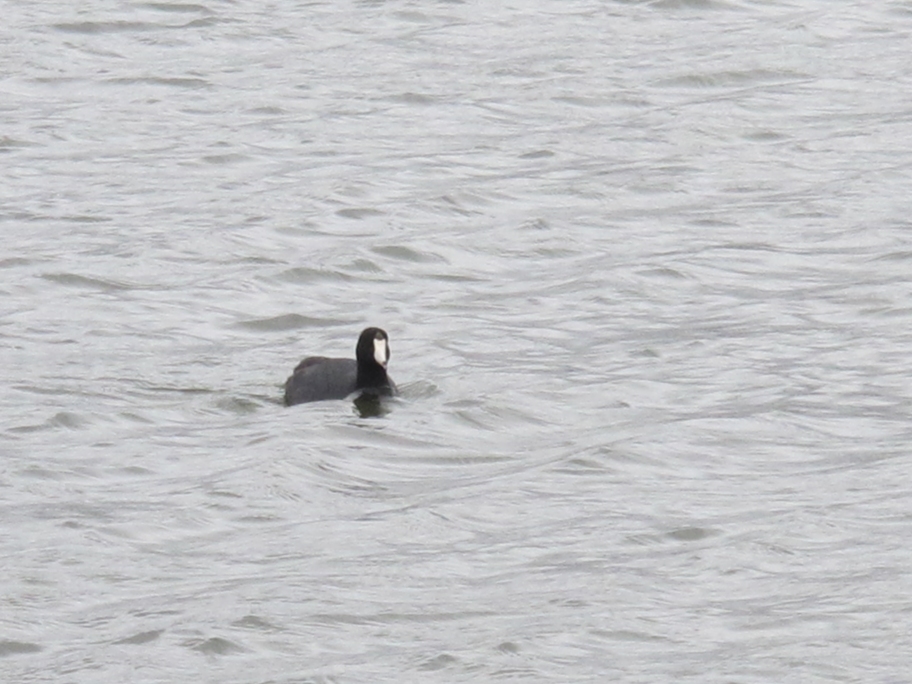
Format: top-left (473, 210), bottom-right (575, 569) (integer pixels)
top-left (353, 392), bottom-right (394, 419)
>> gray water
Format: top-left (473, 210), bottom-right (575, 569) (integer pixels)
top-left (3, 0), bottom-right (912, 681)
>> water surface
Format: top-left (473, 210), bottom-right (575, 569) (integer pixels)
top-left (3, 0), bottom-right (912, 681)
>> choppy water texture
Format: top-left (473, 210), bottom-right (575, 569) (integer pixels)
top-left (3, 0), bottom-right (912, 681)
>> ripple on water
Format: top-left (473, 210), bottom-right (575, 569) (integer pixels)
top-left (41, 273), bottom-right (133, 292)
top-left (234, 314), bottom-right (346, 332)
top-left (0, 641), bottom-right (43, 657)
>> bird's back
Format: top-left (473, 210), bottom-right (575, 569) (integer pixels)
top-left (284, 357), bottom-right (358, 406)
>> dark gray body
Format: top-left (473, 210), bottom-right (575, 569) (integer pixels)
top-left (284, 356), bottom-right (396, 406)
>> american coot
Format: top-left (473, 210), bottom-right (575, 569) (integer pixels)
top-left (284, 327), bottom-right (397, 406)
